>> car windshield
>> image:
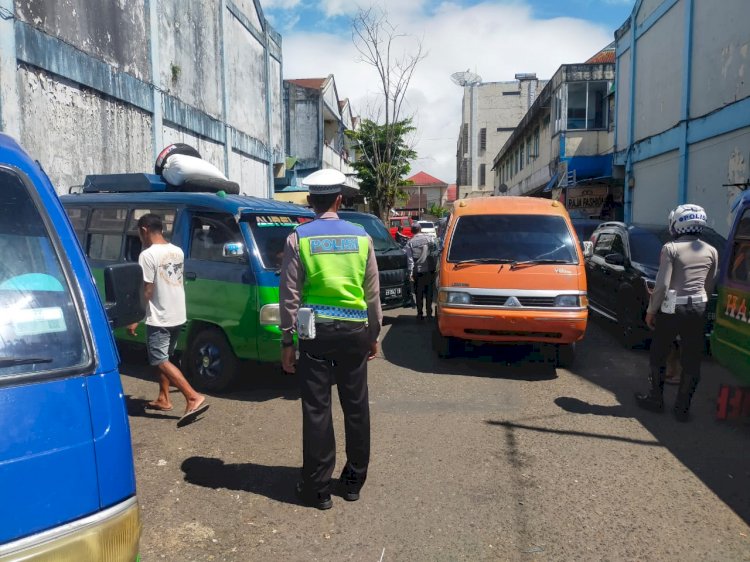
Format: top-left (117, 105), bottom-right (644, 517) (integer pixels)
top-left (630, 227), bottom-right (727, 266)
top-left (448, 214), bottom-right (578, 263)
top-left (342, 214), bottom-right (399, 251)
top-left (0, 166), bottom-right (90, 378)
top-left (419, 222), bottom-right (435, 229)
top-left (243, 214), bottom-right (310, 270)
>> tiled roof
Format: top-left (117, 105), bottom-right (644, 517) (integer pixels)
top-left (445, 184), bottom-right (457, 202)
top-left (287, 78), bottom-right (327, 89)
top-left (585, 49), bottom-right (616, 64)
top-left (406, 171), bottom-right (447, 186)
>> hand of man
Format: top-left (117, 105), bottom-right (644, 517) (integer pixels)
top-left (645, 312), bottom-right (657, 331)
top-left (368, 341), bottom-right (379, 361)
top-left (281, 346), bottom-right (296, 374)
top-left (127, 323), bottom-right (138, 337)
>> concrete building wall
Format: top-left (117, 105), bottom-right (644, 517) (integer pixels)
top-left (633, 0), bottom-right (684, 142)
top-left (631, 150), bottom-right (680, 225)
top-left (564, 131), bottom-right (612, 158)
top-left (158, 0), bottom-right (222, 119)
top-left (690, 0), bottom-right (750, 118)
top-left (614, 0), bottom-right (750, 235)
top-left (0, 0), bottom-right (283, 198)
top-left (18, 66), bottom-right (153, 192)
top-left (687, 127), bottom-right (750, 236)
top-left (15, 0), bottom-right (150, 80)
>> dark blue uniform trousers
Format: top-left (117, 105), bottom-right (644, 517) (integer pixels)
top-left (298, 320), bottom-right (371, 497)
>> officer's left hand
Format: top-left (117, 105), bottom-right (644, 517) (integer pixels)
top-left (368, 342), bottom-right (378, 360)
top-left (645, 312), bottom-right (657, 330)
top-left (281, 346), bottom-right (296, 374)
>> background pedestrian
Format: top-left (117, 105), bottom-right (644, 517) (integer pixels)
top-left (405, 223), bottom-right (438, 320)
top-left (128, 213), bottom-right (208, 427)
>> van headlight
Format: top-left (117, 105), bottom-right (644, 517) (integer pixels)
top-left (439, 291), bottom-right (471, 304)
top-left (260, 304), bottom-right (280, 325)
top-left (554, 295), bottom-right (580, 307)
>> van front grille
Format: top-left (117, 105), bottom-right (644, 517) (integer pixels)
top-left (469, 295), bottom-right (556, 307)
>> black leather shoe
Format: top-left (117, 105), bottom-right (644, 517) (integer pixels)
top-left (295, 482), bottom-right (332, 510)
top-left (634, 391), bottom-right (664, 412)
top-left (341, 487), bottom-right (360, 501)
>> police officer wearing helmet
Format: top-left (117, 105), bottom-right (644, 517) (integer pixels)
top-left (279, 169), bottom-right (383, 509)
top-left (635, 204), bottom-right (718, 421)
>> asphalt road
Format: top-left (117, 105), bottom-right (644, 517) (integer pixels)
top-left (121, 310), bottom-right (750, 561)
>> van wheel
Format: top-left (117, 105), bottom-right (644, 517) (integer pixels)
top-left (432, 328), bottom-right (460, 358)
top-left (556, 343), bottom-right (575, 368)
top-left (186, 327), bottom-right (238, 392)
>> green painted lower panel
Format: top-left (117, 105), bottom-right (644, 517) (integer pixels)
top-left (712, 285), bottom-right (750, 384)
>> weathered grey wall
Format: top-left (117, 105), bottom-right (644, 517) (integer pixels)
top-left (1, 0), bottom-right (284, 198)
top-left (16, 0), bottom-right (150, 80)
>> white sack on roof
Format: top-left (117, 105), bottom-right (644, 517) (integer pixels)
top-left (162, 154), bottom-right (228, 186)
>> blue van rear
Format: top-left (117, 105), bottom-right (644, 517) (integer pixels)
top-left (0, 135), bottom-right (141, 560)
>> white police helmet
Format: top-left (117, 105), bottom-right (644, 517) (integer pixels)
top-left (668, 204), bottom-right (707, 236)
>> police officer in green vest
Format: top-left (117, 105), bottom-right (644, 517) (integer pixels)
top-left (279, 169), bottom-right (383, 510)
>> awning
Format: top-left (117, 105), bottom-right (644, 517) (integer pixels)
top-left (543, 172), bottom-right (559, 193)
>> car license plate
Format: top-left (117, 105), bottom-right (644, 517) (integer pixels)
top-left (385, 287), bottom-right (402, 298)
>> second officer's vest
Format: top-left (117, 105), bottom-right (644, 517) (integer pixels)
top-left (297, 218), bottom-right (369, 322)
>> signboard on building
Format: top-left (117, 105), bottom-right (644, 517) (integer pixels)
top-left (565, 186), bottom-right (619, 218)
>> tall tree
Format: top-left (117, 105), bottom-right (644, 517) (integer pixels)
top-left (350, 8), bottom-right (426, 219)
top-left (346, 119), bottom-right (416, 219)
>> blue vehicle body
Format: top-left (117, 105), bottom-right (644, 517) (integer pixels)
top-left (0, 135), bottom-right (139, 559)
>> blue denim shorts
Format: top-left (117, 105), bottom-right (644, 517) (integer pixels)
top-left (146, 325), bottom-right (182, 366)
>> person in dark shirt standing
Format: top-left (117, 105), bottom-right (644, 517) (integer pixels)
top-left (405, 223), bottom-right (438, 320)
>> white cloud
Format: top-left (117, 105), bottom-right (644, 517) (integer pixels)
top-left (282, 1), bottom-right (614, 184)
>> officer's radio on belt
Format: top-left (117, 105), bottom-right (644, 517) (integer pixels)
top-left (297, 307), bottom-right (316, 340)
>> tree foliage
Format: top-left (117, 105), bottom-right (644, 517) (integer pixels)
top-left (346, 119), bottom-right (416, 219)
top-left (350, 8), bottom-right (426, 220)
top-left (427, 202), bottom-right (450, 218)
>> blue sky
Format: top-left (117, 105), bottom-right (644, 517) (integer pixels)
top-left (261, 0), bottom-right (635, 183)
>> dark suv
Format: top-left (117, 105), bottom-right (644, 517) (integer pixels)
top-left (338, 211), bottom-right (411, 309)
top-left (586, 221), bottom-right (726, 347)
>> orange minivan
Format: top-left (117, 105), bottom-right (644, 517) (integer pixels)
top-left (433, 196), bottom-right (592, 366)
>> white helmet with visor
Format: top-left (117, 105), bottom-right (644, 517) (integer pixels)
top-left (668, 204), bottom-right (707, 236)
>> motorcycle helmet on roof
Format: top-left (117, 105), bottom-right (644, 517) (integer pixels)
top-left (668, 204), bottom-right (707, 237)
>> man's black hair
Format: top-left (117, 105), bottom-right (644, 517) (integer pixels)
top-left (308, 193), bottom-right (339, 214)
top-left (137, 213), bottom-right (163, 233)
top-left (411, 223), bottom-right (422, 233)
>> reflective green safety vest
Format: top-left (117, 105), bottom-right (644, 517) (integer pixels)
top-left (297, 219), bottom-right (369, 321)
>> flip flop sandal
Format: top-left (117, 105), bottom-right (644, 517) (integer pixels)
top-left (177, 402), bottom-right (209, 428)
top-left (145, 403), bottom-right (174, 412)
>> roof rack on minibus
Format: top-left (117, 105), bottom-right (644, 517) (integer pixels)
top-left (81, 173), bottom-right (169, 194)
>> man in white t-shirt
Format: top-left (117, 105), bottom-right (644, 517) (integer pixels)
top-left (127, 213), bottom-right (208, 427)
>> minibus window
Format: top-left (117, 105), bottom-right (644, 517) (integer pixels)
top-left (244, 215), bottom-right (306, 270)
top-left (0, 168), bottom-right (89, 378)
top-left (447, 214), bottom-right (577, 264)
top-left (729, 209), bottom-right (750, 285)
top-left (189, 212), bottom-right (243, 262)
top-left (87, 208), bottom-right (127, 261)
top-left (64, 206), bottom-right (89, 243)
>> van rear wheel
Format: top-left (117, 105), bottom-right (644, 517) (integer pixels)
top-left (186, 327), bottom-right (238, 392)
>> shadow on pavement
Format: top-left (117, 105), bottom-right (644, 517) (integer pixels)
top-left (124, 395), bottom-right (181, 420)
top-left (181, 456), bottom-right (302, 506)
top-left (556, 314), bottom-right (750, 524)
top-left (118, 343), bottom-right (300, 403)
top-left (381, 313), bottom-right (557, 381)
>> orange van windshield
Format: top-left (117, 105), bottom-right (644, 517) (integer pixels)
top-left (447, 214), bottom-right (577, 264)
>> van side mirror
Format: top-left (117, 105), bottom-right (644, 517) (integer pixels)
top-left (582, 241), bottom-right (594, 258)
top-left (604, 252), bottom-right (625, 266)
top-left (103, 263), bottom-right (146, 328)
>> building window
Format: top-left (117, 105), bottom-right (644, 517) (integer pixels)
top-left (462, 124), bottom-right (469, 153)
top-left (566, 81), bottom-right (610, 130)
top-left (526, 138), bottom-right (532, 164)
top-left (479, 164), bottom-right (486, 186)
top-left (519, 145), bottom-right (524, 170)
top-left (479, 128), bottom-right (487, 151)
top-left (533, 127), bottom-right (540, 158)
top-left (554, 89), bottom-right (564, 133)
